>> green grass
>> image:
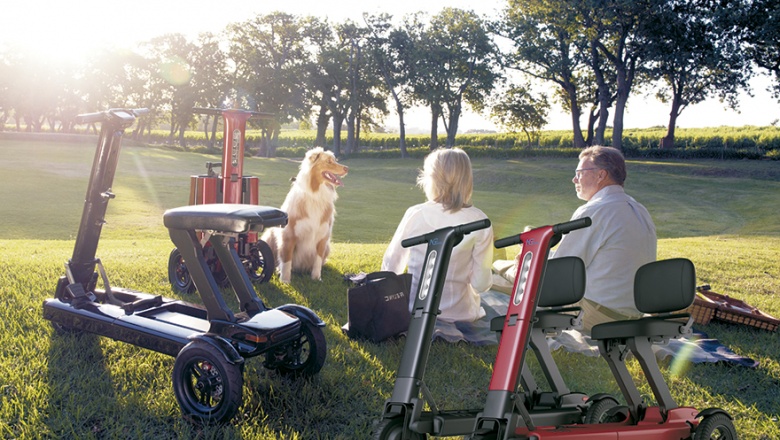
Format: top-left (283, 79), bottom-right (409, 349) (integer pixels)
top-left (1, 138), bottom-right (779, 439)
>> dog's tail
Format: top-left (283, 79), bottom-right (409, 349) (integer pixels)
top-left (260, 229), bottom-right (279, 263)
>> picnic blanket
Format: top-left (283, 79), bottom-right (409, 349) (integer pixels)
top-left (432, 289), bottom-right (758, 368)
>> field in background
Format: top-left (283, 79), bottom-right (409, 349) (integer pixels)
top-left (1, 138), bottom-right (778, 438)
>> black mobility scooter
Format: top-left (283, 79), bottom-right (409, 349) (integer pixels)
top-left (43, 108), bottom-right (327, 424)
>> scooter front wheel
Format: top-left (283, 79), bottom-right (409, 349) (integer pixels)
top-left (373, 417), bottom-right (427, 440)
top-left (173, 340), bottom-right (243, 424)
top-left (694, 413), bottom-right (737, 439)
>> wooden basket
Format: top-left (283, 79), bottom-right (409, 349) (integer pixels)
top-left (686, 288), bottom-right (719, 325)
top-left (692, 285), bottom-right (779, 332)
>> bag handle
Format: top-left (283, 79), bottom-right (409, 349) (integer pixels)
top-left (366, 271), bottom-right (402, 282)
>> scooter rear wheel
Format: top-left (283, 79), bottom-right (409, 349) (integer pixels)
top-left (694, 413), bottom-right (737, 439)
top-left (269, 321), bottom-right (327, 377)
top-left (168, 248), bottom-right (195, 294)
top-left (373, 417), bottom-right (427, 440)
top-left (246, 240), bottom-right (274, 284)
top-left (584, 397), bottom-right (627, 424)
top-left (173, 340), bottom-right (243, 424)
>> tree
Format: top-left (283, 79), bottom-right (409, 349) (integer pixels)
top-left (496, 0), bottom-right (589, 149)
top-left (190, 32), bottom-right (230, 150)
top-left (410, 8), bottom-right (499, 149)
top-left (741, 0), bottom-right (780, 99)
top-left (228, 12), bottom-right (311, 157)
top-left (642, 0), bottom-right (750, 148)
top-left (587, 0), bottom-right (661, 152)
top-left (490, 83), bottom-right (550, 146)
top-left (142, 34), bottom-right (199, 149)
top-left (365, 13), bottom-right (415, 158)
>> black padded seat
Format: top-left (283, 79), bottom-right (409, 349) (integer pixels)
top-left (537, 256), bottom-right (586, 308)
top-left (490, 256), bottom-right (585, 332)
top-left (163, 203), bottom-right (287, 233)
top-left (591, 316), bottom-right (690, 340)
top-left (590, 258), bottom-right (696, 341)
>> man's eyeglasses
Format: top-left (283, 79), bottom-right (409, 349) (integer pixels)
top-left (574, 167), bottom-right (599, 179)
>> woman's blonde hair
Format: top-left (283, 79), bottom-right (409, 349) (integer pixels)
top-left (417, 148), bottom-right (473, 212)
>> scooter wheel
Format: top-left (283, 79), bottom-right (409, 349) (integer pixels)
top-left (271, 321), bottom-right (327, 377)
top-left (373, 417), bottom-right (427, 440)
top-left (173, 340), bottom-right (243, 424)
top-left (584, 397), bottom-right (627, 424)
top-left (695, 413), bottom-right (737, 439)
top-left (168, 248), bottom-right (195, 294)
top-left (246, 240), bottom-right (274, 284)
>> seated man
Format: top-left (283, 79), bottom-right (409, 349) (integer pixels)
top-left (551, 145), bottom-right (656, 334)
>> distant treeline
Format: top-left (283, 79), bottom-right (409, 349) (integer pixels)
top-left (135, 125), bottom-right (780, 160)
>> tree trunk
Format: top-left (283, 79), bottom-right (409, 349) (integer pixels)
top-left (397, 106), bottom-right (408, 158)
top-left (331, 115), bottom-right (343, 156)
top-left (178, 126), bottom-right (187, 150)
top-left (354, 109), bottom-right (362, 154)
top-left (564, 88), bottom-right (586, 149)
top-left (210, 116), bottom-right (218, 151)
top-left (315, 104), bottom-right (329, 147)
top-left (611, 59), bottom-right (635, 152)
top-left (345, 112), bottom-right (356, 155)
top-left (445, 102), bottom-right (461, 148)
top-left (430, 104), bottom-right (439, 150)
top-left (661, 95), bottom-right (682, 149)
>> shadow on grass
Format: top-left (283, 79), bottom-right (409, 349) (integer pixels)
top-left (45, 330), bottom-right (129, 436)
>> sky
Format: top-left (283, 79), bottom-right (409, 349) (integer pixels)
top-left (3, 0), bottom-right (779, 132)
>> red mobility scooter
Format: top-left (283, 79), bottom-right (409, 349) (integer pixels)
top-left (168, 107), bottom-right (276, 294)
top-left (43, 108), bottom-right (327, 424)
top-left (375, 218), bottom-right (594, 439)
top-left (468, 224), bottom-right (737, 439)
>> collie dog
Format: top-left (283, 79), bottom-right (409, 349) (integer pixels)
top-left (262, 147), bottom-right (348, 283)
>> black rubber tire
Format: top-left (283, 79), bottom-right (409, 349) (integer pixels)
top-left (584, 397), bottom-right (621, 424)
top-left (373, 417), bottom-right (426, 440)
top-left (246, 240), bottom-right (274, 284)
top-left (172, 341), bottom-right (243, 425)
top-left (272, 321), bottom-right (327, 377)
top-left (694, 413), bottom-right (737, 439)
top-left (168, 248), bottom-right (195, 294)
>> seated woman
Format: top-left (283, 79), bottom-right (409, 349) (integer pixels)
top-left (381, 148), bottom-right (494, 323)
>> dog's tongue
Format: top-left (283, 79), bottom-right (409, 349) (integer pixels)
top-left (324, 171), bottom-right (343, 187)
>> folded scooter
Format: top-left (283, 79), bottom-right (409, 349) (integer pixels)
top-left (374, 218), bottom-right (595, 439)
top-left (470, 226), bottom-right (737, 438)
top-left (43, 109), bottom-right (327, 425)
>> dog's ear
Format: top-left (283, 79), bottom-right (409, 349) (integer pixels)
top-left (308, 151), bottom-right (321, 163)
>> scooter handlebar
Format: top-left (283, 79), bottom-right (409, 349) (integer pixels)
top-left (193, 107), bottom-right (275, 119)
top-left (75, 108), bottom-right (149, 124)
top-left (401, 218), bottom-right (491, 248)
top-left (552, 217), bottom-right (592, 234)
top-left (494, 217), bottom-right (592, 249)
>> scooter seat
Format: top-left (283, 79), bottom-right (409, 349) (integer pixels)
top-left (535, 310), bottom-right (581, 332)
top-left (163, 203), bottom-right (288, 233)
top-left (591, 315), bottom-right (692, 341)
top-left (538, 257), bottom-right (586, 308)
top-left (591, 258), bottom-right (696, 341)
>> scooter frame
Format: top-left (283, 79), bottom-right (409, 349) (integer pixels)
top-left (168, 107), bottom-right (276, 293)
top-left (469, 222), bottom-right (735, 439)
top-left (43, 108), bottom-right (327, 424)
top-left (374, 218), bottom-right (592, 440)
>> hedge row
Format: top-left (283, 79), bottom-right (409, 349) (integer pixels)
top-left (143, 126), bottom-right (780, 160)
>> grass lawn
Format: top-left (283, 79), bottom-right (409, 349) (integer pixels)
top-left (1, 137), bottom-right (779, 439)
